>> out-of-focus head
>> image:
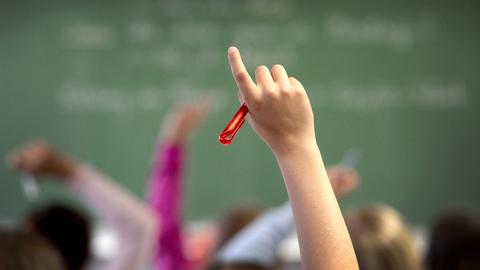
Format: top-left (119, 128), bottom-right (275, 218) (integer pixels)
top-left (0, 228), bottom-right (66, 270)
top-left (426, 209), bottom-right (480, 270)
top-left (208, 262), bottom-right (271, 270)
top-left (217, 203), bottom-right (265, 249)
top-left (25, 203), bottom-right (91, 270)
top-left (345, 205), bottom-right (422, 270)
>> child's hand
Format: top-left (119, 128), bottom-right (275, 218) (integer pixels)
top-left (327, 165), bottom-right (360, 198)
top-left (7, 140), bottom-right (77, 179)
top-left (227, 47), bottom-right (316, 155)
top-left (159, 100), bottom-right (209, 145)
top-left (226, 47), bottom-right (359, 270)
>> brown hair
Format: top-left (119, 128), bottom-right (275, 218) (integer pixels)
top-left (0, 228), bottom-right (66, 270)
top-left (209, 262), bottom-right (270, 270)
top-left (426, 209), bottom-right (480, 270)
top-left (217, 203), bottom-right (265, 249)
top-left (346, 205), bottom-right (422, 270)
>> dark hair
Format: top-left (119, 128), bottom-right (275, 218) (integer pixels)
top-left (0, 228), bottom-right (66, 270)
top-left (426, 209), bottom-right (480, 270)
top-left (208, 262), bottom-right (271, 270)
top-left (217, 203), bottom-right (265, 249)
top-left (26, 203), bottom-right (91, 270)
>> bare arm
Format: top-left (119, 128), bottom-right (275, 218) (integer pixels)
top-left (226, 47), bottom-right (358, 270)
top-left (276, 146), bottom-right (357, 269)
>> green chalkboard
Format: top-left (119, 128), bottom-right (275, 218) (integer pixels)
top-left (1, 0), bottom-right (479, 224)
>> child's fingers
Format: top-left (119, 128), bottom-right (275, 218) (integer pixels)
top-left (227, 47), bottom-right (259, 101)
top-left (289, 76), bottom-right (304, 88)
top-left (12, 151), bottom-right (29, 172)
top-left (271, 64), bottom-right (290, 86)
top-left (255, 65), bottom-right (275, 88)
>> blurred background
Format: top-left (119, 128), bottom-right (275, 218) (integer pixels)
top-left (1, 0), bottom-right (479, 225)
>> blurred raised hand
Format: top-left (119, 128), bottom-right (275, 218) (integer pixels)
top-left (159, 100), bottom-right (209, 145)
top-left (326, 165), bottom-right (360, 198)
top-left (7, 140), bottom-right (77, 180)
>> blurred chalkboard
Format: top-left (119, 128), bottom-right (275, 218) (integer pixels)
top-left (1, 0), bottom-right (479, 223)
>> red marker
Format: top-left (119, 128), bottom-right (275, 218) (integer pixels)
top-left (218, 103), bottom-right (249, 145)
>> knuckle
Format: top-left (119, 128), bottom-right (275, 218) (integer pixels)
top-left (265, 87), bottom-right (280, 99)
top-left (280, 88), bottom-right (292, 98)
top-left (234, 72), bottom-right (249, 82)
top-left (293, 88), bottom-right (305, 98)
top-left (247, 96), bottom-right (262, 109)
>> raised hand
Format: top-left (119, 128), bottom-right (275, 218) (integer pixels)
top-left (327, 165), bottom-right (360, 198)
top-left (226, 47), bottom-right (358, 270)
top-left (7, 140), bottom-right (77, 179)
top-left (159, 100), bottom-right (209, 145)
top-left (227, 46), bottom-right (316, 155)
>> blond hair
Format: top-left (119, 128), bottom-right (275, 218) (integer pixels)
top-left (346, 205), bottom-right (422, 270)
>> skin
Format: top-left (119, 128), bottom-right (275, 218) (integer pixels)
top-left (226, 46), bottom-right (359, 270)
top-left (327, 165), bottom-right (360, 198)
top-left (160, 100), bottom-right (209, 145)
top-left (7, 140), bottom-right (77, 180)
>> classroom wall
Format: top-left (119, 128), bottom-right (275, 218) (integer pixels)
top-left (1, 0), bottom-right (479, 223)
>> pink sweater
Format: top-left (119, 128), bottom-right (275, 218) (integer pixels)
top-left (147, 143), bottom-right (189, 270)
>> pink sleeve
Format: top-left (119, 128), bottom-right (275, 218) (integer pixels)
top-left (147, 143), bottom-right (189, 270)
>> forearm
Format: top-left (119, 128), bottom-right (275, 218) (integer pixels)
top-left (68, 164), bottom-right (158, 270)
top-left (148, 143), bottom-right (188, 270)
top-left (274, 144), bottom-right (358, 270)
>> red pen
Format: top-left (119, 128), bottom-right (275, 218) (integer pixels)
top-left (218, 103), bottom-right (249, 145)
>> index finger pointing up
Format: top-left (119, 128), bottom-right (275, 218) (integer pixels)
top-left (227, 47), bottom-right (259, 101)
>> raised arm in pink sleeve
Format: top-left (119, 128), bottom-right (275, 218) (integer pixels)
top-left (147, 143), bottom-right (189, 270)
top-left (67, 164), bottom-right (159, 270)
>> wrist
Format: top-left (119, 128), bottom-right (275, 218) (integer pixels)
top-left (273, 139), bottom-right (331, 196)
top-left (56, 158), bottom-right (79, 180)
top-left (271, 135), bottom-right (319, 159)
top-left (158, 136), bottom-right (185, 148)
top-left (273, 139), bottom-right (324, 173)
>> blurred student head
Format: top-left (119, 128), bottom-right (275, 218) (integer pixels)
top-left (25, 203), bottom-right (91, 270)
top-left (186, 203), bottom-right (265, 270)
top-left (345, 205), bottom-right (422, 270)
top-left (209, 262), bottom-right (271, 270)
top-left (0, 228), bottom-right (66, 270)
top-left (426, 209), bottom-right (480, 270)
top-left (217, 203), bottom-right (265, 249)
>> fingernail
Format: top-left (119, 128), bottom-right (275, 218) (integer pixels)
top-left (228, 46), bottom-right (238, 54)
